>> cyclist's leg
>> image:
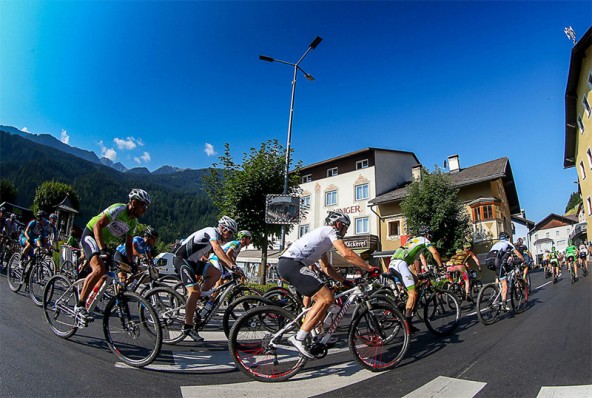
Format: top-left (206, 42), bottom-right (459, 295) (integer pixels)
top-left (390, 260), bottom-right (419, 331)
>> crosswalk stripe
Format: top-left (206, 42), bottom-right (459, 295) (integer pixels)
top-left (537, 385), bottom-right (592, 398)
top-left (402, 376), bottom-right (486, 398)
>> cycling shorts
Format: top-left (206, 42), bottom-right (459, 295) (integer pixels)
top-left (446, 265), bottom-right (468, 281)
top-left (567, 255), bottom-right (575, 262)
top-left (113, 251), bottom-right (138, 274)
top-left (174, 256), bottom-right (208, 288)
top-left (579, 252), bottom-right (587, 259)
top-left (550, 259), bottom-right (559, 266)
top-left (388, 259), bottom-right (416, 290)
top-left (277, 257), bottom-right (324, 297)
top-left (81, 228), bottom-right (104, 266)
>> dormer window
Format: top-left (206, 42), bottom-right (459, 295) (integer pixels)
top-left (356, 159), bottom-right (368, 169)
top-left (301, 174), bottom-right (312, 183)
top-left (327, 167), bottom-right (338, 177)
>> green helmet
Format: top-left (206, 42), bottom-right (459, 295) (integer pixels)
top-left (237, 230), bottom-right (252, 240)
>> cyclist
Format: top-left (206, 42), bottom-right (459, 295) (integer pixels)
top-left (549, 246), bottom-right (560, 283)
top-left (514, 238), bottom-right (531, 286)
top-left (484, 232), bottom-right (524, 311)
top-left (173, 216), bottom-right (240, 342)
top-left (75, 189), bottom-right (151, 320)
top-left (542, 250), bottom-right (551, 278)
top-left (208, 229), bottom-right (252, 281)
top-left (20, 210), bottom-right (50, 268)
top-left (45, 213), bottom-right (59, 252)
top-left (446, 242), bottom-right (481, 302)
top-left (578, 243), bottom-right (588, 277)
top-left (389, 226), bottom-right (444, 333)
top-left (114, 226), bottom-right (159, 277)
top-left (277, 211), bottom-right (379, 358)
top-left (565, 241), bottom-right (579, 282)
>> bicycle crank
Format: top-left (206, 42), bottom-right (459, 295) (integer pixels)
top-left (309, 342), bottom-right (328, 359)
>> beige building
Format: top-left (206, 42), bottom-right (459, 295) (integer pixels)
top-left (564, 26), bottom-right (592, 243)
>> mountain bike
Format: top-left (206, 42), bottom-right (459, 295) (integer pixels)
top-left (442, 268), bottom-right (483, 303)
top-left (228, 277), bottom-right (409, 382)
top-left (476, 262), bottom-right (529, 325)
top-left (0, 236), bottom-right (19, 272)
top-left (7, 247), bottom-right (54, 306)
top-left (42, 254), bottom-right (162, 367)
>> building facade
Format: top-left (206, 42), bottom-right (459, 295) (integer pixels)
top-left (564, 27), bottom-right (592, 242)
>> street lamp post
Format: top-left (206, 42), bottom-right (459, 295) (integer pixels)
top-left (260, 36), bottom-right (323, 251)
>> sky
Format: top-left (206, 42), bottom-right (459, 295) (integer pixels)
top-left (1, 0), bottom-right (591, 224)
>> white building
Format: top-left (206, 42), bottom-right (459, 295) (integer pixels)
top-left (529, 213), bottom-right (578, 263)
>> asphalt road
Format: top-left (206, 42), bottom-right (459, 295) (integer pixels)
top-left (0, 267), bottom-right (590, 398)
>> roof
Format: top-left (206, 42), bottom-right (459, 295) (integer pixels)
top-left (370, 157), bottom-right (521, 214)
top-left (533, 213), bottom-right (579, 231)
top-left (511, 215), bottom-right (535, 229)
top-left (296, 147), bottom-right (420, 172)
top-left (55, 195), bottom-right (79, 214)
top-left (564, 26), bottom-right (592, 168)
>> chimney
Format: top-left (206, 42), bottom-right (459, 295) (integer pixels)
top-left (412, 164), bottom-right (422, 182)
top-left (448, 154), bottom-right (460, 173)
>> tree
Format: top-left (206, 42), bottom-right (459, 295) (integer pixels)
top-left (204, 140), bottom-right (301, 284)
top-left (400, 168), bottom-right (471, 258)
top-left (565, 191), bottom-right (582, 213)
top-left (0, 178), bottom-right (17, 203)
top-left (33, 181), bottom-right (80, 214)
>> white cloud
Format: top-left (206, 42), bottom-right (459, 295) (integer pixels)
top-left (60, 129), bottom-right (70, 145)
top-left (21, 127), bottom-right (29, 132)
top-left (114, 136), bottom-right (143, 150)
top-left (134, 152), bottom-right (151, 164)
top-left (204, 143), bottom-right (216, 157)
top-left (98, 140), bottom-right (117, 161)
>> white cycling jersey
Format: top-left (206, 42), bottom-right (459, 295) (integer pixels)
top-left (281, 226), bottom-right (340, 266)
top-left (579, 245), bottom-right (588, 255)
top-left (179, 226), bottom-right (220, 262)
top-left (489, 240), bottom-right (515, 254)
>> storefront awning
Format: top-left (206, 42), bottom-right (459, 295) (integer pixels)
top-left (372, 250), bottom-right (395, 258)
top-left (236, 249), bottom-right (282, 265)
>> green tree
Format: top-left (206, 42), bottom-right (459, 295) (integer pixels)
top-left (33, 181), bottom-right (80, 214)
top-left (400, 168), bottom-right (471, 258)
top-left (565, 191), bottom-right (582, 213)
top-left (0, 178), bottom-right (17, 203)
top-left (204, 140), bottom-right (301, 284)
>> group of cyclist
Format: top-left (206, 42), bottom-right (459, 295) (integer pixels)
top-left (542, 241), bottom-right (589, 283)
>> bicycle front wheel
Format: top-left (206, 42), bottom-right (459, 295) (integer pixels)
top-left (477, 284), bottom-right (501, 325)
top-left (103, 292), bottom-right (162, 367)
top-left (262, 287), bottom-right (301, 315)
top-left (423, 290), bottom-right (461, 336)
top-left (29, 262), bottom-right (54, 306)
top-left (7, 253), bottom-right (23, 292)
top-left (349, 302), bottom-right (409, 371)
top-left (43, 275), bottom-right (78, 338)
top-left (223, 295), bottom-right (274, 337)
top-left (510, 278), bottom-right (529, 314)
top-left (228, 305), bottom-right (306, 382)
top-left (143, 287), bottom-right (186, 344)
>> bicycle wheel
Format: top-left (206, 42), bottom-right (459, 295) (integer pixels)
top-left (510, 278), bottom-right (528, 314)
top-left (570, 268), bottom-right (576, 284)
top-left (223, 295), bottom-right (274, 337)
top-left (423, 290), bottom-right (461, 336)
top-left (103, 291), bottom-right (162, 367)
top-left (60, 260), bottom-right (77, 280)
top-left (263, 288), bottom-right (301, 315)
top-left (477, 284), bottom-right (501, 325)
top-left (228, 305), bottom-right (306, 382)
top-left (227, 285), bottom-right (262, 304)
top-left (143, 287), bottom-right (186, 344)
top-left (43, 275), bottom-right (78, 338)
top-left (349, 302), bottom-right (409, 371)
top-left (29, 262), bottom-right (54, 306)
top-left (471, 280), bottom-right (483, 299)
top-left (7, 253), bottom-right (23, 292)
top-left (448, 283), bottom-right (465, 303)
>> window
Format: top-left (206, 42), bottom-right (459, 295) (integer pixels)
top-left (472, 204), bottom-right (495, 221)
top-left (579, 115), bottom-right (585, 134)
top-left (325, 190), bottom-right (337, 206)
top-left (356, 159), bottom-right (369, 170)
top-left (298, 224), bottom-right (310, 237)
top-left (580, 161), bottom-right (587, 180)
top-left (556, 230), bottom-right (560, 236)
top-left (388, 220), bottom-right (401, 237)
top-left (355, 217), bottom-right (369, 234)
top-left (588, 197), bottom-right (592, 216)
top-left (545, 232), bottom-right (550, 238)
top-left (301, 195), bottom-right (311, 209)
top-left (301, 174), bottom-right (312, 183)
top-left (535, 234), bottom-right (538, 240)
top-left (584, 96), bottom-right (591, 118)
top-left (327, 167), bottom-right (338, 177)
top-left (355, 184), bottom-right (369, 201)
top-left (587, 148), bottom-right (592, 169)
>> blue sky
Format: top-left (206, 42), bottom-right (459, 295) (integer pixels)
top-left (1, 1), bottom-right (591, 223)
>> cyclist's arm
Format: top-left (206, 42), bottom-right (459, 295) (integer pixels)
top-left (93, 213), bottom-right (111, 251)
top-left (513, 248), bottom-right (525, 262)
top-left (469, 250), bottom-right (481, 270)
top-left (318, 253), bottom-right (346, 283)
top-left (211, 240), bottom-right (236, 271)
top-left (427, 245), bottom-right (443, 268)
top-left (332, 239), bottom-right (372, 272)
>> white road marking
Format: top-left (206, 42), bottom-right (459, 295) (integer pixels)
top-left (180, 361), bottom-right (381, 398)
top-left (402, 376), bottom-right (486, 398)
top-left (537, 385), bottom-right (592, 398)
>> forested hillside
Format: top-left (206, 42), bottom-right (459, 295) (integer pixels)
top-left (0, 132), bottom-right (218, 243)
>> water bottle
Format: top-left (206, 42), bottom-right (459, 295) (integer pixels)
top-left (323, 304), bottom-right (341, 328)
top-left (86, 285), bottom-right (100, 310)
top-left (200, 301), bottom-right (214, 317)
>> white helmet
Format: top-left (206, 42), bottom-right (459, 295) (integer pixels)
top-left (325, 211), bottom-right (351, 227)
top-left (218, 216), bottom-right (238, 234)
top-left (129, 188), bottom-right (151, 204)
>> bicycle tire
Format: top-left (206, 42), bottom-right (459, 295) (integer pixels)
top-left (510, 278), bottom-right (528, 314)
top-left (228, 305), bottom-right (307, 382)
top-left (448, 283), bottom-right (465, 303)
top-left (570, 268), bottom-right (576, 284)
top-left (103, 291), bottom-right (162, 367)
top-left (423, 290), bottom-right (461, 336)
top-left (227, 286), bottom-right (262, 304)
top-left (262, 288), bottom-right (301, 315)
top-left (223, 295), bottom-right (274, 337)
top-left (29, 261), bottom-right (54, 306)
top-left (142, 286), bottom-right (186, 344)
top-left (42, 275), bottom-right (78, 338)
top-left (477, 283), bottom-right (501, 325)
top-left (7, 253), bottom-right (23, 292)
top-left (471, 280), bottom-right (483, 299)
top-left (60, 260), bottom-right (77, 280)
top-left (348, 302), bottom-right (409, 372)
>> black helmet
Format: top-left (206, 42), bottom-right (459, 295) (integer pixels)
top-left (36, 210), bottom-right (47, 218)
top-left (144, 227), bottom-right (159, 239)
top-left (499, 232), bottom-right (509, 241)
top-left (418, 226), bottom-right (432, 238)
top-left (325, 211), bottom-right (351, 227)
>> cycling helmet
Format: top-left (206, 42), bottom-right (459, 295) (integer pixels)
top-left (499, 232), bottom-right (509, 241)
top-left (325, 211), bottom-right (351, 227)
top-left (129, 188), bottom-right (151, 204)
top-left (418, 226), bottom-right (432, 238)
top-left (463, 242), bottom-right (472, 249)
top-left (36, 210), bottom-right (47, 218)
top-left (237, 230), bottom-right (252, 239)
top-left (517, 237), bottom-right (523, 244)
top-left (49, 213), bottom-right (58, 220)
top-left (551, 246), bottom-right (556, 251)
top-left (144, 227), bottom-right (159, 239)
top-left (218, 216), bottom-right (238, 234)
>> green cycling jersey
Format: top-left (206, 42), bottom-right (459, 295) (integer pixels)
top-left (391, 236), bottom-right (433, 264)
top-left (565, 245), bottom-right (578, 257)
top-left (86, 203), bottom-right (138, 246)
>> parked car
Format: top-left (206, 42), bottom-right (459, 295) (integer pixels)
top-left (154, 252), bottom-right (176, 275)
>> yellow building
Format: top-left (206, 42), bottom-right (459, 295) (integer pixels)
top-left (564, 27), bottom-right (592, 243)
